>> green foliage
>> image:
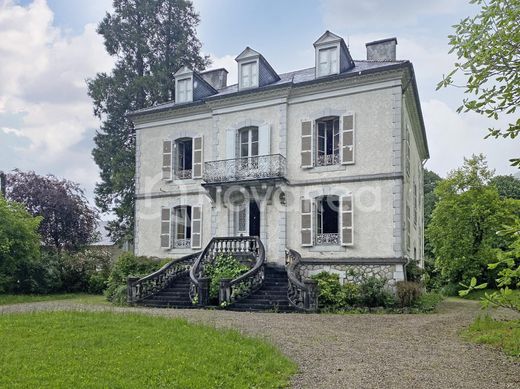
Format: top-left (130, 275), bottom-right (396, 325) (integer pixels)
top-left (0, 293), bottom-right (109, 306)
top-left (204, 254), bottom-right (249, 300)
top-left (406, 260), bottom-right (423, 283)
top-left (396, 281), bottom-right (422, 307)
top-left (0, 197), bottom-right (42, 293)
top-left (414, 292), bottom-right (444, 313)
top-left (423, 169), bottom-right (443, 260)
top-left (462, 315), bottom-right (520, 357)
top-left (437, 0), bottom-right (520, 166)
top-left (490, 175), bottom-right (520, 200)
top-left (105, 252), bottom-right (165, 303)
top-left (0, 312), bottom-right (297, 388)
top-left (88, 0), bottom-right (209, 243)
top-left (427, 155), bottom-right (520, 286)
top-left (311, 272), bottom-right (360, 310)
top-left (358, 276), bottom-right (396, 308)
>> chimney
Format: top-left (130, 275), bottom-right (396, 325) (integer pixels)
top-left (365, 38), bottom-right (397, 61)
top-left (200, 68), bottom-right (228, 90)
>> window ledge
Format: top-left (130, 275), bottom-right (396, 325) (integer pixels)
top-left (308, 164), bottom-right (345, 173)
top-left (309, 245), bottom-right (346, 253)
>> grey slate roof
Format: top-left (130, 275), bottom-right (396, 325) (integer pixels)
top-left (128, 59), bottom-right (408, 117)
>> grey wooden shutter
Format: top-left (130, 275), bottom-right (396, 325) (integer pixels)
top-left (226, 129), bottom-right (236, 159)
top-left (162, 140), bottom-right (172, 180)
top-left (258, 123), bottom-right (271, 156)
top-left (301, 197), bottom-right (313, 246)
top-left (160, 207), bottom-right (172, 249)
top-left (301, 121), bottom-right (313, 168)
top-left (341, 113), bottom-right (355, 164)
top-left (340, 194), bottom-right (354, 246)
top-left (192, 136), bottom-right (203, 178)
top-left (191, 206), bottom-right (202, 249)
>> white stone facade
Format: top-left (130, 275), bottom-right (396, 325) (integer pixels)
top-left (131, 33), bottom-right (428, 285)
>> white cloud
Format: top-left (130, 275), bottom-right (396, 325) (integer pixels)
top-left (0, 0), bottom-right (113, 203)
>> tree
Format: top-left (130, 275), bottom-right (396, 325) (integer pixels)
top-left (5, 170), bottom-right (98, 252)
top-left (88, 0), bottom-right (209, 243)
top-left (0, 197), bottom-right (41, 293)
top-left (427, 155), bottom-right (520, 285)
top-left (437, 0), bottom-right (520, 166)
top-left (423, 169), bottom-right (443, 227)
top-left (490, 174), bottom-right (520, 199)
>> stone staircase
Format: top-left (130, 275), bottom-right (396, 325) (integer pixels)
top-left (139, 272), bottom-right (194, 308)
top-left (228, 265), bottom-right (296, 312)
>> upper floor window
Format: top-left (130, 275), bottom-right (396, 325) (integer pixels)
top-left (175, 138), bottom-right (193, 179)
top-left (318, 47), bottom-right (338, 77)
top-left (316, 195), bottom-right (340, 245)
top-left (241, 61), bottom-right (258, 89)
top-left (316, 117), bottom-right (340, 166)
top-left (176, 78), bottom-right (192, 103)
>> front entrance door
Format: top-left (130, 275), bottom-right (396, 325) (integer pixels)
top-left (234, 200), bottom-right (260, 237)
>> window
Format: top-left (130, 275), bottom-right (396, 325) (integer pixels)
top-left (241, 61), bottom-right (258, 89)
top-left (316, 117), bottom-right (340, 166)
top-left (176, 78), bottom-right (192, 103)
top-left (175, 138), bottom-right (193, 179)
top-left (173, 206), bottom-right (191, 248)
top-left (318, 47), bottom-right (338, 77)
top-left (237, 127), bottom-right (259, 173)
top-left (413, 182), bottom-right (418, 227)
top-left (315, 195), bottom-right (339, 245)
top-left (405, 126), bottom-right (410, 177)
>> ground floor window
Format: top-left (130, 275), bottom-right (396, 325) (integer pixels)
top-left (316, 195), bottom-right (339, 245)
top-left (173, 206), bottom-right (191, 248)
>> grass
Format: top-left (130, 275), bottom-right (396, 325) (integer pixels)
top-left (0, 293), bottom-right (109, 306)
top-left (0, 311), bottom-right (296, 388)
top-left (462, 315), bottom-right (520, 357)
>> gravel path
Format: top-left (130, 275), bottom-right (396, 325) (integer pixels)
top-left (1, 298), bottom-right (519, 388)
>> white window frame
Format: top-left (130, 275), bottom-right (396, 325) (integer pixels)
top-left (317, 46), bottom-right (338, 77)
top-left (315, 117), bottom-right (340, 166)
top-left (239, 60), bottom-right (258, 89)
top-left (173, 205), bottom-right (192, 248)
top-left (174, 138), bottom-right (193, 179)
top-left (176, 77), bottom-right (192, 103)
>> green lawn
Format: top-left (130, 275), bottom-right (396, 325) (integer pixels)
top-left (0, 311), bottom-right (296, 388)
top-left (462, 315), bottom-right (520, 357)
top-left (0, 293), bottom-right (108, 306)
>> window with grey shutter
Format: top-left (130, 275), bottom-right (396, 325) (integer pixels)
top-left (160, 207), bottom-right (171, 249)
top-left (191, 206), bottom-right (202, 249)
top-left (340, 194), bottom-right (354, 246)
top-left (162, 140), bottom-right (172, 180)
top-left (341, 114), bottom-right (355, 164)
top-left (192, 136), bottom-right (203, 178)
top-left (301, 197), bottom-right (313, 246)
top-left (226, 129), bottom-right (236, 159)
top-left (258, 123), bottom-right (271, 156)
top-left (301, 121), bottom-right (313, 168)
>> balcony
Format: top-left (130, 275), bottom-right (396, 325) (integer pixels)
top-left (203, 154), bottom-right (287, 185)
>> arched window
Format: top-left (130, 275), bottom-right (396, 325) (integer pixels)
top-left (315, 195), bottom-right (339, 245)
top-left (315, 116), bottom-right (339, 166)
top-left (175, 138), bottom-right (193, 179)
top-left (173, 205), bottom-right (192, 248)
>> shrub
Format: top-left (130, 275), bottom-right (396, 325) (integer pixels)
top-left (358, 276), bottom-right (396, 308)
top-left (414, 292), bottom-right (444, 312)
top-left (406, 261), bottom-right (423, 283)
top-left (0, 197), bottom-right (42, 293)
top-left (311, 272), bottom-right (361, 311)
top-left (204, 254), bottom-right (249, 301)
top-left (105, 252), bottom-right (165, 303)
top-left (396, 281), bottom-right (422, 307)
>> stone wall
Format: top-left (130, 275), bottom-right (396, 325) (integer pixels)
top-left (299, 263), bottom-right (401, 287)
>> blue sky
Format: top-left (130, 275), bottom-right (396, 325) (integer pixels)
top-left (1, 0), bottom-right (517, 210)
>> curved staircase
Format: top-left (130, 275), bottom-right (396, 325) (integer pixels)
top-left (127, 238), bottom-right (319, 312)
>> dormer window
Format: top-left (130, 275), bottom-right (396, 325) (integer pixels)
top-left (176, 78), bottom-right (192, 103)
top-left (318, 47), bottom-right (338, 77)
top-left (240, 61), bottom-right (258, 89)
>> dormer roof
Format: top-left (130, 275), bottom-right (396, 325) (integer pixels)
top-left (313, 30), bottom-right (343, 47)
top-left (235, 46), bottom-right (280, 90)
top-left (235, 46), bottom-right (262, 61)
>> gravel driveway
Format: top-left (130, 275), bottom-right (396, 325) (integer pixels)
top-left (1, 298), bottom-right (519, 388)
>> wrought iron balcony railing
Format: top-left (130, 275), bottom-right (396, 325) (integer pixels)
top-left (203, 154), bottom-right (287, 184)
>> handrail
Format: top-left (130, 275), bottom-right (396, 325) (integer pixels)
top-left (189, 236), bottom-right (265, 306)
top-left (220, 237), bottom-right (265, 305)
top-left (285, 248), bottom-right (319, 311)
top-left (127, 252), bottom-right (200, 304)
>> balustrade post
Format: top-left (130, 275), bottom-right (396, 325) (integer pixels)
top-left (127, 276), bottom-right (140, 304)
top-left (198, 277), bottom-right (210, 306)
top-left (303, 279), bottom-right (318, 311)
top-left (219, 278), bottom-right (232, 306)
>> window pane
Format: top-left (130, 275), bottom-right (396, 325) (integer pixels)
top-left (251, 128), bottom-right (258, 142)
top-left (251, 141), bottom-right (258, 156)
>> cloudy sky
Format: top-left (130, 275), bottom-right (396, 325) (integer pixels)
top-left (1, 0), bottom-right (518, 209)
